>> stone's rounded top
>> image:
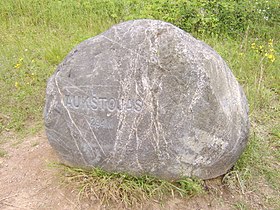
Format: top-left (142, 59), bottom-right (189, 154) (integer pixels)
top-left (44, 19), bottom-right (250, 180)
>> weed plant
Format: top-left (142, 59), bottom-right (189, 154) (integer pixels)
top-left (57, 163), bottom-right (203, 207)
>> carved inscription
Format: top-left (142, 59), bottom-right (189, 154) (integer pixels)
top-left (90, 117), bottom-right (113, 129)
top-left (64, 95), bottom-right (143, 112)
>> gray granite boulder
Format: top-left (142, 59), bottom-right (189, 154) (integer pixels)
top-left (44, 19), bottom-right (249, 180)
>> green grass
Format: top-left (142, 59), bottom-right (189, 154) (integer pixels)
top-left (55, 163), bottom-right (203, 207)
top-left (0, 0), bottom-right (279, 208)
top-left (0, 148), bottom-right (8, 158)
top-left (234, 202), bottom-right (248, 210)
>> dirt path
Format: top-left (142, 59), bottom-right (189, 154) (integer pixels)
top-left (0, 133), bottom-right (85, 209)
top-left (0, 132), bottom-right (238, 210)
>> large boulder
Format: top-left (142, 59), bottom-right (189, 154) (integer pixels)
top-left (44, 19), bottom-right (250, 180)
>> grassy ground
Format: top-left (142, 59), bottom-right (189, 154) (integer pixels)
top-left (0, 0), bottom-right (279, 209)
top-left (54, 163), bottom-right (203, 207)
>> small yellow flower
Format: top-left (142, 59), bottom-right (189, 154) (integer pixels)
top-left (15, 82), bottom-right (20, 88)
top-left (259, 45), bottom-right (263, 50)
top-left (268, 39), bottom-right (273, 47)
top-left (267, 54), bottom-right (275, 62)
top-left (31, 59), bottom-right (35, 63)
top-left (19, 58), bottom-right (23, 62)
top-left (251, 43), bottom-right (256, 49)
top-left (14, 63), bottom-right (21, 68)
top-left (239, 53), bottom-right (244, 56)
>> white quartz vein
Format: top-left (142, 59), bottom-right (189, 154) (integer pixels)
top-left (55, 72), bottom-right (88, 165)
top-left (85, 118), bottom-right (106, 156)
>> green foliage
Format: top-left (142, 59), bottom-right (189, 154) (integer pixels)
top-left (123, 0), bottom-right (280, 38)
top-left (57, 164), bottom-right (203, 206)
top-left (0, 148), bottom-right (8, 157)
top-left (234, 201), bottom-right (249, 210)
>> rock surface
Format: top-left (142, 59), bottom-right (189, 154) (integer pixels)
top-left (44, 19), bottom-right (249, 180)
